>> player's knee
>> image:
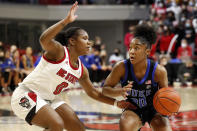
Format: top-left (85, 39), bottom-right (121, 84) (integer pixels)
top-left (70, 118), bottom-right (85, 131)
top-left (50, 118), bottom-right (64, 131)
top-left (120, 116), bottom-right (140, 130)
top-left (151, 115), bottom-right (170, 129)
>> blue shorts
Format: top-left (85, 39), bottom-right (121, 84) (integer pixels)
top-left (124, 106), bottom-right (157, 125)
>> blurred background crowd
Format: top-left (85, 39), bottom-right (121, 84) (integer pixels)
top-left (0, 0), bottom-right (197, 96)
top-left (0, 0), bottom-right (153, 5)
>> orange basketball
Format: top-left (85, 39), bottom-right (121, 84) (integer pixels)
top-left (153, 87), bottom-right (181, 116)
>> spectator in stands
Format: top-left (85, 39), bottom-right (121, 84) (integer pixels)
top-left (109, 48), bottom-right (124, 67)
top-left (152, 0), bottom-right (166, 19)
top-left (10, 45), bottom-right (17, 58)
top-left (177, 59), bottom-right (196, 86)
top-left (1, 49), bottom-right (15, 94)
top-left (124, 25), bottom-right (135, 58)
top-left (0, 49), bottom-right (4, 94)
top-left (166, 1), bottom-right (181, 21)
top-left (177, 38), bottom-right (192, 62)
top-left (163, 11), bottom-right (176, 27)
top-left (12, 49), bottom-right (22, 88)
top-left (79, 55), bottom-right (91, 69)
top-left (94, 37), bottom-right (110, 73)
top-left (94, 36), bottom-right (102, 51)
top-left (184, 19), bottom-right (196, 55)
top-left (159, 55), bottom-right (173, 85)
top-left (88, 46), bottom-right (107, 83)
top-left (100, 44), bottom-right (108, 66)
top-left (21, 46), bottom-right (34, 77)
top-left (172, 21), bottom-right (185, 57)
top-left (158, 25), bottom-right (176, 55)
top-left (180, 3), bottom-right (193, 20)
top-left (150, 24), bottom-right (163, 60)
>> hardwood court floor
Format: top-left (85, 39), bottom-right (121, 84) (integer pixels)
top-left (0, 86), bottom-right (196, 131)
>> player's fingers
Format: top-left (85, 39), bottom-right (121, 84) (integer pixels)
top-left (126, 82), bottom-right (133, 87)
top-left (71, 1), bottom-right (78, 11)
top-left (73, 6), bottom-right (78, 14)
top-left (127, 81), bottom-right (133, 85)
top-left (123, 88), bottom-right (131, 92)
top-left (71, 3), bottom-right (75, 10)
top-left (124, 84), bottom-right (133, 88)
top-left (123, 84), bottom-right (132, 89)
top-left (122, 94), bottom-right (127, 98)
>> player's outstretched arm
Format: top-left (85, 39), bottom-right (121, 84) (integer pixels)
top-left (39, 1), bottom-right (78, 60)
top-left (78, 65), bottom-right (136, 109)
top-left (102, 61), bottom-right (132, 98)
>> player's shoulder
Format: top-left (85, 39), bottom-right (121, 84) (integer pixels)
top-left (113, 60), bottom-right (126, 70)
top-left (155, 63), bottom-right (167, 77)
top-left (111, 60), bottom-right (127, 78)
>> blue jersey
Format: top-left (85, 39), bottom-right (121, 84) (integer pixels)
top-left (79, 55), bottom-right (91, 69)
top-left (88, 54), bottom-right (102, 70)
top-left (80, 54), bottom-right (102, 70)
top-left (121, 59), bottom-right (159, 109)
top-left (0, 58), bottom-right (15, 72)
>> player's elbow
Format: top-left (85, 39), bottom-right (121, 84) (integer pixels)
top-left (39, 34), bottom-right (46, 45)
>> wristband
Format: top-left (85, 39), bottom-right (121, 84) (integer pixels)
top-left (114, 100), bottom-right (118, 107)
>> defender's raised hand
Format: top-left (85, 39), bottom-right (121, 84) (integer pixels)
top-left (66, 1), bottom-right (78, 23)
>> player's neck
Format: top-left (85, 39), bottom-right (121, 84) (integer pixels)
top-left (132, 58), bottom-right (147, 72)
top-left (67, 47), bottom-right (79, 67)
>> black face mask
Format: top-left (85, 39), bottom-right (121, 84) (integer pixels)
top-left (115, 52), bottom-right (119, 56)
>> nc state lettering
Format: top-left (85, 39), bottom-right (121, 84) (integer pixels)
top-left (56, 68), bottom-right (78, 84)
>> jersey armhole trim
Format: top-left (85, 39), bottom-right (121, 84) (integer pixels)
top-left (42, 47), bottom-right (66, 64)
top-left (65, 47), bottom-right (79, 70)
top-left (152, 62), bottom-right (158, 86)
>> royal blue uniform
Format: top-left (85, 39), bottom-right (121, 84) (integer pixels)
top-left (121, 58), bottom-right (160, 125)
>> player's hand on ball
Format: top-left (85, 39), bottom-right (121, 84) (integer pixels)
top-left (117, 100), bottom-right (136, 109)
top-left (66, 1), bottom-right (78, 23)
top-left (121, 81), bottom-right (133, 98)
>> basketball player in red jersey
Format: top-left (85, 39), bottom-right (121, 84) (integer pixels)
top-left (102, 25), bottom-right (172, 131)
top-left (11, 2), bottom-right (135, 131)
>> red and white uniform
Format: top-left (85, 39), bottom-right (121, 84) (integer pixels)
top-left (11, 46), bottom-right (83, 123)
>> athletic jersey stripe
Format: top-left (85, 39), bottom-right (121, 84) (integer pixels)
top-left (65, 47), bottom-right (79, 70)
top-left (130, 59), bottom-right (151, 85)
top-left (42, 47), bottom-right (66, 64)
top-left (152, 62), bottom-right (158, 86)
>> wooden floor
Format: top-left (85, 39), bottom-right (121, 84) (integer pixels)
top-left (0, 86), bottom-right (197, 131)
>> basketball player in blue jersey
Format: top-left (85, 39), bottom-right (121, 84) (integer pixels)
top-left (102, 25), bottom-right (172, 131)
top-left (11, 2), bottom-right (135, 131)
